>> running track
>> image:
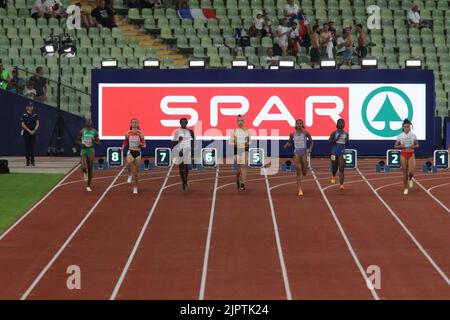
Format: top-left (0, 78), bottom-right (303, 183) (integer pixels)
top-left (0, 159), bottom-right (448, 300)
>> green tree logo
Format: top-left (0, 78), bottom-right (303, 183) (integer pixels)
top-left (361, 86), bottom-right (413, 137)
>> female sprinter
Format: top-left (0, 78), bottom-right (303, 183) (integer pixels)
top-left (172, 117), bottom-right (195, 190)
top-left (394, 119), bottom-right (419, 195)
top-left (122, 119), bottom-right (146, 194)
top-left (230, 115), bottom-right (250, 191)
top-left (76, 118), bottom-right (100, 192)
top-left (329, 118), bottom-right (349, 190)
top-left (283, 119), bottom-right (313, 196)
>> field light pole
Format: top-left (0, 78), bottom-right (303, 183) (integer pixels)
top-left (42, 34), bottom-right (76, 155)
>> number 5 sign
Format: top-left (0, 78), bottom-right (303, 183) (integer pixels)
top-left (249, 148), bottom-right (264, 168)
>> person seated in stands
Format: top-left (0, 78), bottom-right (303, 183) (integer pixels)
top-left (407, 4), bottom-right (430, 29)
top-left (29, 66), bottom-right (47, 102)
top-left (75, 2), bottom-right (99, 28)
top-left (31, 0), bottom-right (67, 19)
top-left (91, 0), bottom-right (117, 29)
top-left (266, 47), bottom-right (278, 68)
top-left (23, 80), bottom-right (37, 100)
top-left (234, 45), bottom-right (245, 58)
top-left (7, 68), bottom-right (25, 95)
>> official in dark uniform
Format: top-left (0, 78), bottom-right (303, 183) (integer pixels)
top-left (20, 102), bottom-right (40, 166)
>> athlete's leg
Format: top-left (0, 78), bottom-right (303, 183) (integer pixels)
top-left (133, 155), bottom-right (141, 188)
top-left (80, 152), bottom-right (87, 174)
top-left (400, 155), bottom-right (408, 189)
top-left (86, 152), bottom-right (95, 188)
top-left (293, 154), bottom-right (302, 190)
top-left (338, 155), bottom-right (345, 185)
top-left (407, 155), bottom-right (415, 186)
top-left (331, 153), bottom-right (338, 182)
top-left (240, 151), bottom-right (248, 186)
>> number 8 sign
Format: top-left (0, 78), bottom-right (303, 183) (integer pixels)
top-left (386, 149), bottom-right (401, 168)
top-left (107, 147), bottom-right (123, 167)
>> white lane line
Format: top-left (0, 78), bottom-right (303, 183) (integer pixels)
top-left (110, 164), bottom-right (174, 300)
top-left (264, 169), bottom-right (293, 300)
top-left (0, 164), bottom-right (81, 242)
top-left (414, 179), bottom-right (449, 213)
top-left (311, 168), bottom-right (380, 300)
top-left (21, 166), bottom-right (126, 300)
top-left (356, 168), bottom-right (450, 286)
top-left (198, 166), bottom-right (220, 300)
top-left (429, 182), bottom-right (450, 192)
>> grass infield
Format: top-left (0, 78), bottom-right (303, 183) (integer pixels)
top-left (0, 173), bottom-right (64, 234)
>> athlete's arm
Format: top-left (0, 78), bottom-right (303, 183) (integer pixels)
top-left (345, 133), bottom-right (349, 146)
top-left (171, 130), bottom-right (180, 148)
top-left (122, 132), bottom-right (129, 149)
top-left (394, 138), bottom-right (403, 149)
top-left (328, 132), bottom-right (336, 145)
top-left (139, 131), bottom-right (146, 148)
top-left (412, 135), bottom-right (419, 149)
top-left (245, 130), bottom-right (250, 148)
top-left (75, 129), bottom-right (83, 145)
top-left (228, 129), bottom-right (236, 146)
top-left (306, 131), bottom-right (314, 152)
top-left (94, 130), bottom-right (100, 145)
top-left (283, 133), bottom-right (293, 149)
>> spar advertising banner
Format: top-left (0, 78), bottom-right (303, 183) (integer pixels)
top-left (92, 69), bottom-right (435, 156)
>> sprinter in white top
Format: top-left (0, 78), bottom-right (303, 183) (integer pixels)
top-left (394, 118), bottom-right (419, 195)
top-left (229, 115), bottom-right (251, 191)
top-left (172, 117), bottom-right (195, 190)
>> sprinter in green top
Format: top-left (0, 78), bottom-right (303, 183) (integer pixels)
top-left (76, 118), bottom-right (100, 192)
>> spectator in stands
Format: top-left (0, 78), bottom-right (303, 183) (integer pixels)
top-left (234, 45), bottom-right (245, 58)
top-left (30, 67), bottom-right (47, 102)
top-left (31, 0), bottom-right (67, 19)
top-left (21, 102), bottom-right (40, 167)
top-left (288, 21), bottom-right (301, 55)
top-left (0, 0), bottom-right (6, 9)
top-left (320, 23), bottom-right (334, 59)
top-left (356, 24), bottom-right (367, 63)
top-left (276, 18), bottom-right (290, 56)
top-left (23, 80), bottom-right (37, 100)
top-left (253, 11), bottom-right (265, 38)
top-left (283, 0), bottom-right (299, 22)
top-left (76, 2), bottom-right (99, 28)
top-left (262, 15), bottom-right (273, 38)
top-left (335, 32), bottom-right (346, 57)
top-left (342, 27), bottom-right (354, 65)
top-left (266, 48), bottom-right (278, 67)
top-left (175, 0), bottom-right (187, 10)
top-left (0, 63), bottom-right (9, 90)
top-left (309, 24), bottom-right (320, 68)
top-left (328, 20), bottom-right (336, 33)
top-left (91, 0), bottom-right (117, 29)
top-left (407, 4), bottom-right (428, 29)
top-left (7, 68), bottom-right (25, 95)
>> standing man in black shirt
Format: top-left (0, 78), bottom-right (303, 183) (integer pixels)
top-left (20, 102), bottom-right (40, 166)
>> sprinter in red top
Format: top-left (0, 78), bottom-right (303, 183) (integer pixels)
top-left (122, 119), bottom-right (146, 194)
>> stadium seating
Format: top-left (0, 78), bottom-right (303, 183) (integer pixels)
top-left (0, 0), bottom-right (449, 117)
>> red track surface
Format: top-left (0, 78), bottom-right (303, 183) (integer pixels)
top-left (0, 159), bottom-right (448, 300)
